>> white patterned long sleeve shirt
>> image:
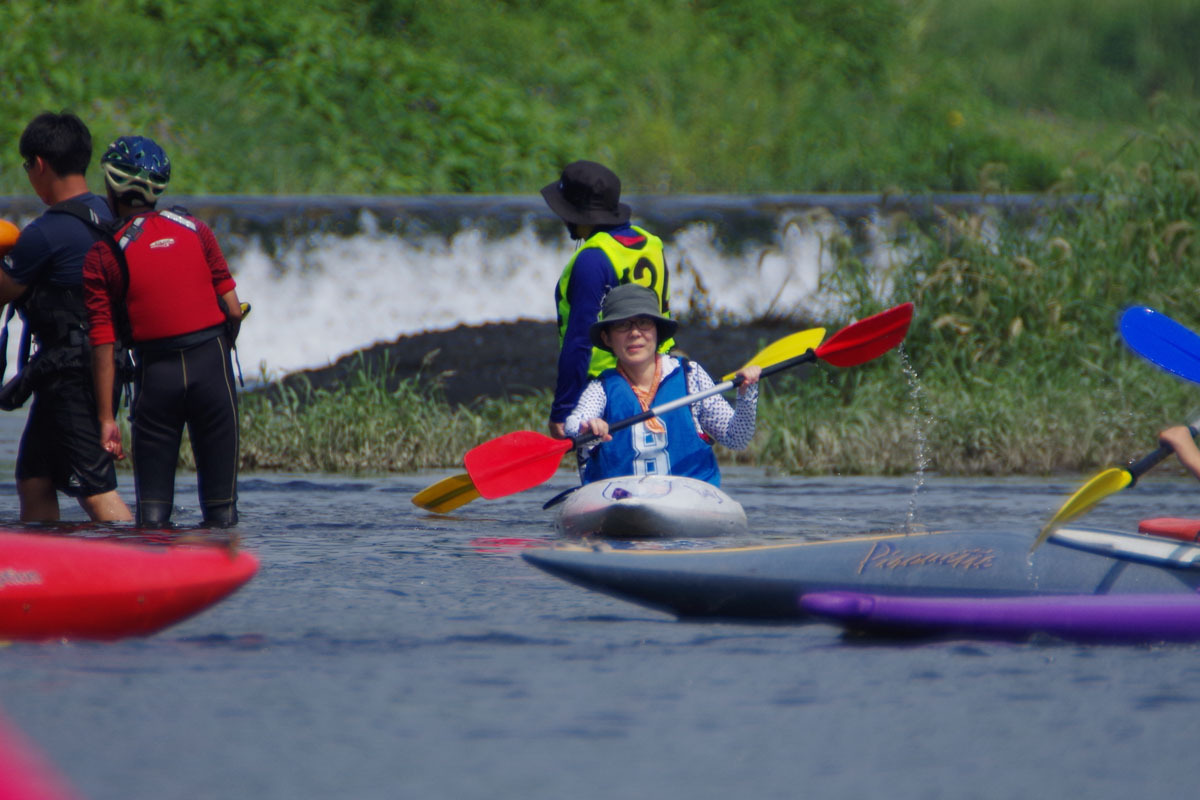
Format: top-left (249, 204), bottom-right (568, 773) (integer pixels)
top-left (564, 356), bottom-right (759, 460)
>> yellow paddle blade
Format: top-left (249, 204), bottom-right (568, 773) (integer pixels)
top-left (1030, 467), bottom-right (1133, 551)
top-left (722, 327), bottom-right (826, 382)
top-left (412, 473), bottom-right (481, 513)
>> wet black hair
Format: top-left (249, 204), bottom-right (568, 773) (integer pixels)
top-left (19, 111), bottom-right (93, 177)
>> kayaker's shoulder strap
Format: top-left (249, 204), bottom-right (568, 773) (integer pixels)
top-left (674, 357), bottom-right (716, 445)
top-left (113, 206), bottom-right (200, 260)
top-left (46, 199), bottom-right (130, 295)
top-left (46, 198), bottom-right (109, 237)
top-left (677, 356), bottom-right (695, 386)
top-left (46, 200), bottom-right (136, 367)
top-left (158, 205), bottom-right (198, 232)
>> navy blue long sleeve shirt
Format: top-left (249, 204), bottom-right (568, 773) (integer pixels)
top-left (549, 224), bottom-right (633, 423)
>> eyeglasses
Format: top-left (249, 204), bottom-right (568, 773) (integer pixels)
top-left (22, 157), bottom-right (35, 172)
top-left (609, 317), bottom-right (657, 334)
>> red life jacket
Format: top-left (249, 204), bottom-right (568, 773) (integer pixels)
top-left (114, 209), bottom-right (226, 343)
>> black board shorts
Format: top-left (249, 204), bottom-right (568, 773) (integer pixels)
top-left (16, 367), bottom-right (119, 497)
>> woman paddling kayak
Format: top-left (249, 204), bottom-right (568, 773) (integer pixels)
top-left (564, 284), bottom-right (761, 487)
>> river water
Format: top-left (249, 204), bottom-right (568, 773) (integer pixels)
top-left (3, 193), bottom-right (1195, 798)
top-left (2, 404), bottom-right (1200, 800)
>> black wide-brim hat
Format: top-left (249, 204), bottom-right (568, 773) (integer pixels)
top-left (541, 160), bottom-right (632, 226)
top-left (589, 284), bottom-right (677, 352)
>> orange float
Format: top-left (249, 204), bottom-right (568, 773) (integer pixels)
top-left (0, 218), bottom-right (19, 256)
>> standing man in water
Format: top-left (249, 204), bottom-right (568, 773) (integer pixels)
top-left (83, 135), bottom-right (244, 527)
top-left (542, 160), bottom-right (673, 438)
top-left (0, 111), bottom-right (132, 522)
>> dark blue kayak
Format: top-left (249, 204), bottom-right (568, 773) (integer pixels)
top-left (522, 525), bottom-right (1200, 620)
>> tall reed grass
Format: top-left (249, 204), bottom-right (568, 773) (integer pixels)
top-left (762, 106), bottom-right (1200, 476)
top-left (237, 357), bottom-right (551, 474)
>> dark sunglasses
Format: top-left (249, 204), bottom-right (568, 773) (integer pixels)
top-left (22, 157), bottom-right (36, 172)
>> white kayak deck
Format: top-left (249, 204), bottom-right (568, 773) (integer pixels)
top-left (555, 474), bottom-right (748, 539)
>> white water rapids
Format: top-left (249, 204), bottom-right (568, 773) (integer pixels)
top-left (0, 191), bottom-right (1038, 380)
top-left (225, 211), bottom-right (913, 379)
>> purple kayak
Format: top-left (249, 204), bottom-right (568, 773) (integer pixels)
top-left (800, 590), bottom-right (1200, 643)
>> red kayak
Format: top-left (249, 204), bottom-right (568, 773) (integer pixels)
top-left (0, 530), bottom-right (257, 641)
top-left (1139, 518), bottom-right (1200, 543)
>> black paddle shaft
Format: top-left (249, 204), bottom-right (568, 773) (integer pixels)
top-left (1127, 423), bottom-right (1200, 486)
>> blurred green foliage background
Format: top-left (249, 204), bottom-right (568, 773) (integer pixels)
top-left (2, 0), bottom-right (1197, 195)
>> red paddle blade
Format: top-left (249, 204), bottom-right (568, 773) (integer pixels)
top-left (463, 430), bottom-right (573, 499)
top-left (815, 302), bottom-right (914, 367)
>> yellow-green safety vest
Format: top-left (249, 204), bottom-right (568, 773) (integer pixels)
top-left (556, 226), bottom-right (673, 377)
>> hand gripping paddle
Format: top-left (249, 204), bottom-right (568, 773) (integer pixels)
top-left (1032, 419), bottom-right (1200, 551)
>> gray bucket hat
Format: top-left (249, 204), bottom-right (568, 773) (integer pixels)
top-left (541, 160), bottom-right (632, 226)
top-left (588, 284), bottom-right (677, 352)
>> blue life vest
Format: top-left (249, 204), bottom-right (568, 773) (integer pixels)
top-left (582, 359), bottom-right (720, 486)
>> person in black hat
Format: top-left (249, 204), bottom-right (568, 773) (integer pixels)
top-left (564, 284), bottom-right (760, 487)
top-left (542, 160), bottom-right (673, 439)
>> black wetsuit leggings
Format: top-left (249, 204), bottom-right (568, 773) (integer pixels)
top-left (132, 333), bottom-right (239, 527)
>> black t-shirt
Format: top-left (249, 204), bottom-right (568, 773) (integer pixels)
top-left (2, 192), bottom-right (112, 289)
